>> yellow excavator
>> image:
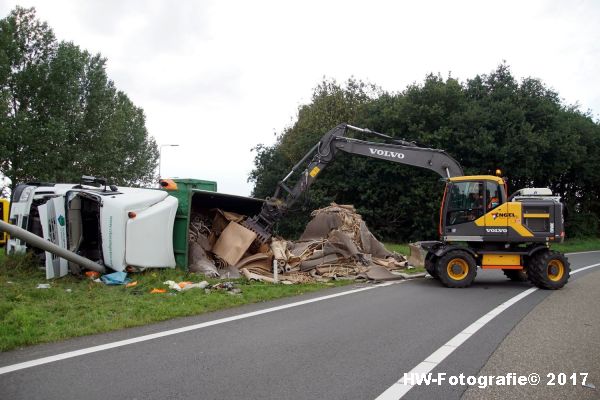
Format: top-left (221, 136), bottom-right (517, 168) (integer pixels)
top-left (244, 124), bottom-right (570, 289)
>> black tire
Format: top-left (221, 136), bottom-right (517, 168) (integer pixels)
top-left (425, 252), bottom-right (438, 279)
top-left (435, 250), bottom-right (477, 288)
top-left (503, 269), bottom-right (528, 282)
top-left (527, 250), bottom-right (570, 289)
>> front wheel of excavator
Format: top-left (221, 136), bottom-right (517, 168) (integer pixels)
top-left (526, 250), bottom-right (570, 289)
top-left (435, 250), bottom-right (477, 288)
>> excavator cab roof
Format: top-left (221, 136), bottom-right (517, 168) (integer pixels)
top-left (448, 175), bottom-right (504, 184)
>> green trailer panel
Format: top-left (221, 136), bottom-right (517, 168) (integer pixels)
top-left (166, 179), bottom-right (218, 268)
top-left (163, 178), bottom-right (263, 268)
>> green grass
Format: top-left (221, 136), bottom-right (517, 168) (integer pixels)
top-left (0, 252), bottom-right (352, 351)
top-left (384, 243), bottom-right (410, 256)
top-left (384, 243), bottom-right (427, 273)
top-left (550, 237), bottom-right (600, 253)
top-left (387, 238), bottom-right (600, 256)
top-left (4, 236), bottom-right (593, 351)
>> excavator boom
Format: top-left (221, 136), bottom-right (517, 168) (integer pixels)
top-left (244, 123), bottom-right (463, 242)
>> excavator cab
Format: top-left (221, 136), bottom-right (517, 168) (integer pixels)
top-left (439, 175), bottom-right (507, 241)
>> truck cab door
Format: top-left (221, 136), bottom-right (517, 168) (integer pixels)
top-left (38, 197), bottom-right (69, 279)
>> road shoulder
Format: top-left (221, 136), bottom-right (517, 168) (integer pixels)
top-left (462, 269), bottom-right (600, 399)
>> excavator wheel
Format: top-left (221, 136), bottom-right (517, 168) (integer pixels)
top-left (435, 250), bottom-right (477, 288)
top-left (526, 250), bottom-right (570, 290)
top-left (424, 252), bottom-right (439, 279)
top-left (502, 269), bottom-right (528, 282)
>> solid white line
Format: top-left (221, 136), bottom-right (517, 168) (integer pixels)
top-left (375, 261), bottom-right (600, 400)
top-left (565, 250), bottom-right (600, 256)
top-left (572, 262), bottom-right (600, 274)
top-left (0, 282), bottom-right (403, 376)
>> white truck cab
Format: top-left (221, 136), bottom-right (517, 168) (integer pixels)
top-left (7, 179), bottom-right (178, 278)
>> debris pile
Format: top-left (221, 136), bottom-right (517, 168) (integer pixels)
top-left (188, 203), bottom-right (407, 283)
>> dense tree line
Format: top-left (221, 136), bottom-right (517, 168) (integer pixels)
top-left (0, 7), bottom-right (158, 191)
top-left (250, 66), bottom-right (600, 240)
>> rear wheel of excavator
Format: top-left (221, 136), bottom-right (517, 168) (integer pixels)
top-left (526, 250), bottom-right (570, 289)
top-left (503, 269), bottom-right (528, 282)
top-left (435, 250), bottom-right (477, 288)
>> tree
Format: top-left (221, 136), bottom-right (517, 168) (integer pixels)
top-left (250, 65), bottom-right (600, 241)
top-left (0, 7), bottom-right (158, 188)
top-left (249, 78), bottom-right (380, 236)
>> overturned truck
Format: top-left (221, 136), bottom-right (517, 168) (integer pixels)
top-left (7, 177), bottom-right (179, 278)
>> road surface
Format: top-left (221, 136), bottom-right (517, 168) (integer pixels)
top-left (0, 251), bottom-right (598, 400)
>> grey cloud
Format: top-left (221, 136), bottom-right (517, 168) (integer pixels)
top-left (74, 0), bottom-right (213, 53)
top-left (112, 67), bottom-right (242, 104)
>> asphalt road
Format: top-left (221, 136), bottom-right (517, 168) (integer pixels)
top-left (0, 252), bottom-right (598, 400)
top-left (463, 267), bottom-right (600, 399)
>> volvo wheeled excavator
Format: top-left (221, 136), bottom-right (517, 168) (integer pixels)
top-left (244, 123), bottom-right (570, 289)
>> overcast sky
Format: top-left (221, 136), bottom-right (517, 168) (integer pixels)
top-left (2, 0), bottom-right (599, 195)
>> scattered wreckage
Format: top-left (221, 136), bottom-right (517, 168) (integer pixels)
top-left (187, 203), bottom-right (408, 284)
top-left (2, 176), bottom-right (409, 283)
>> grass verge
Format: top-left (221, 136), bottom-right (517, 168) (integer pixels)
top-left (387, 238), bottom-right (600, 257)
top-left (550, 237), bottom-right (600, 253)
top-left (385, 243), bottom-right (410, 256)
top-left (0, 252), bottom-right (354, 352)
top-left (9, 235), bottom-right (589, 351)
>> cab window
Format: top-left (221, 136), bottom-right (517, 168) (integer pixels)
top-left (446, 181), bottom-right (484, 225)
top-left (486, 181), bottom-right (501, 211)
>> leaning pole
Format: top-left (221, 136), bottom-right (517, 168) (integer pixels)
top-left (0, 220), bottom-right (106, 273)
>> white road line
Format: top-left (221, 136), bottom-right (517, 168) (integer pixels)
top-left (572, 262), bottom-right (600, 274)
top-left (0, 281), bottom-right (406, 376)
top-left (375, 262), bottom-right (600, 400)
top-left (566, 250), bottom-right (600, 256)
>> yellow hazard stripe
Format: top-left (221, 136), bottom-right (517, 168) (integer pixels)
top-left (523, 213), bottom-right (550, 218)
top-left (510, 223), bottom-right (534, 237)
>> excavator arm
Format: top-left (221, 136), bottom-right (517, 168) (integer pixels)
top-left (244, 123), bottom-right (463, 242)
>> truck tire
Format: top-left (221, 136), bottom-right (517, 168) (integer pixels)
top-left (502, 269), bottom-right (528, 282)
top-left (526, 250), bottom-right (570, 289)
top-left (425, 252), bottom-right (438, 279)
top-left (435, 250), bottom-right (477, 288)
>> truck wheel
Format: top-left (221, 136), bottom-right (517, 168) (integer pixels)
top-left (502, 269), bottom-right (527, 282)
top-left (435, 250), bottom-right (477, 288)
top-left (425, 253), bottom-right (438, 279)
top-left (527, 250), bottom-right (570, 289)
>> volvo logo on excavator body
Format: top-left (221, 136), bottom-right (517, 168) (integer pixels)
top-left (369, 148), bottom-right (405, 159)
